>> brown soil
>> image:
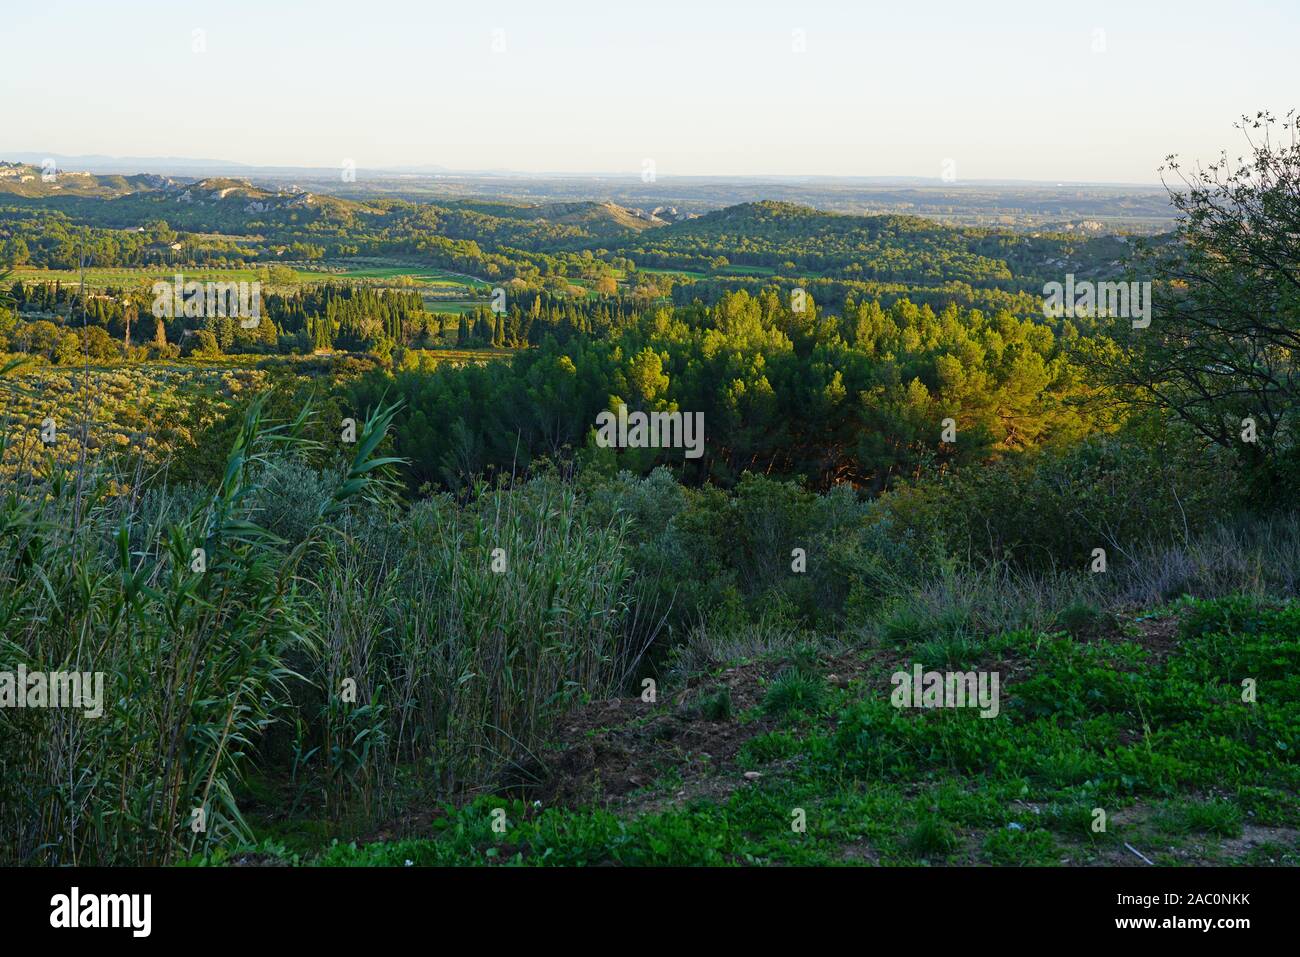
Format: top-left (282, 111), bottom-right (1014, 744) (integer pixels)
top-left (1129, 614), bottom-right (1182, 660)
top-left (521, 651), bottom-right (881, 815)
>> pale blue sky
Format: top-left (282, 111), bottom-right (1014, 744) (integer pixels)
top-left (2, 0), bottom-right (1293, 182)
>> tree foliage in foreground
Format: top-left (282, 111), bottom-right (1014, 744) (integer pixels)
top-left (1089, 111), bottom-right (1300, 502)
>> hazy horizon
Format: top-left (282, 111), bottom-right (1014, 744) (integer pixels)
top-left (3, 0), bottom-right (1294, 183)
top-left (0, 150), bottom-right (1177, 189)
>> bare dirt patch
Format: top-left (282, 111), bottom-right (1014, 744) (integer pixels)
top-left (519, 651), bottom-right (879, 816)
top-left (1129, 614), bottom-right (1181, 660)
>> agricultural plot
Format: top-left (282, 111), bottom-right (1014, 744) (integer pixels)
top-left (11, 261), bottom-right (494, 297)
top-left (332, 262), bottom-right (489, 288)
top-left (12, 264), bottom-right (340, 290)
top-left (0, 360), bottom-right (271, 478)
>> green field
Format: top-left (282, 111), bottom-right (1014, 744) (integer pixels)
top-left (423, 299), bottom-right (491, 314)
top-left (13, 264), bottom-right (337, 288)
top-left (12, 260), bottom-right (493, 296)
top-left (331, 262), bottom-right (490, 290)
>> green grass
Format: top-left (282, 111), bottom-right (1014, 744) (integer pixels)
top-left (1153, 798), bottom-right (1244, 837)
top-left (212, 594), bottom-right (1299, 867)
top-left (906, 815), bottom-right (962, 859)
top-left (694, 686), bottom-right (733, 721)
top-left (761, 671), bottom-right (828, 719)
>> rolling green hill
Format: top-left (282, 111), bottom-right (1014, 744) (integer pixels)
top-left (624, 199), bottom-right (1134, 288)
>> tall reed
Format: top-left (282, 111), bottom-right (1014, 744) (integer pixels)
top-left (0, 396), bottom-right (400, 864)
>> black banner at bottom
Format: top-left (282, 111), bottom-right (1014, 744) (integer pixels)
top-left (0, 865), bottom-right (1280, 942)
